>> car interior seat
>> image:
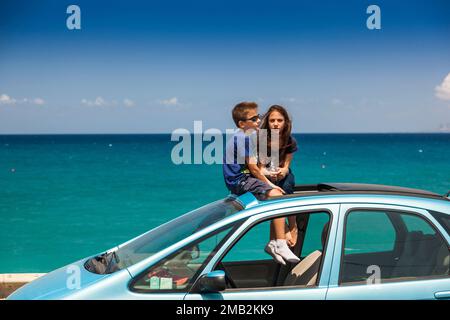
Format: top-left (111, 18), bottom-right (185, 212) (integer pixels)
top-left (432, 243), bottom-right (450, 275)
top-left (283, 250), bottom-right (322, 286)
top-left (282, 222), bottom-right (329, 287)
top-left (391, 231), bottom-right (449, 279)
top-left (163, 247), bottom-right (198, 278)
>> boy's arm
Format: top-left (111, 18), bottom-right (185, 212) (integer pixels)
top-left (258, 162), bottom-right (271, 177)
top-left (247, 161), bottom-right (271, 184)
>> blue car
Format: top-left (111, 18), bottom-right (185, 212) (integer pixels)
top-left (8, 183), bottom-right (450, 300)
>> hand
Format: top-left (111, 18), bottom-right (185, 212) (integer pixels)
top-left (277, 167), bottom-right (289, 180)
top-left (262, 167), bottom-right (281, 182)
top-left (285, 229), bottom-right (292, 243)
top-left (270, 169), bottom-right (281, 182)
top-left (269, 183), bottom-right (285, 194)
top-left (287, 228), bottom-right (298, 247)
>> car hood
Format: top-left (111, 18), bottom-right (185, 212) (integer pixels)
top-left (7, 256), bottom-right (111, 300)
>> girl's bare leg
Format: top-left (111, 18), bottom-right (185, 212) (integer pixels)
top-left (273, 217), bottom-right (286, 239)
top-left (287, 215), bottom-right (298, 247)
top-left (284, 222), bottom-right (292, 244)
top-left (266, 218), bottom-right (286, 265)
top-left (270, 221), bottom-right (275, 240)
top-left (272, 217), bottom-right (296, 246)
top-left (265, 188), bottom-right (300, 263)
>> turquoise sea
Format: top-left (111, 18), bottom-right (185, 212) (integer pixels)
top-left (0, 133), bottom-right (449, 273)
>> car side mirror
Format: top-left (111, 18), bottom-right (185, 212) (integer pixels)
top-left (194, 270), bottom-right (226, 293)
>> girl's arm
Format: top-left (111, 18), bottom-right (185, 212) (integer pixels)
top-left (283, 153), bottom-right (293, 169)
top-left (279, 153), bottom-right (293, 179)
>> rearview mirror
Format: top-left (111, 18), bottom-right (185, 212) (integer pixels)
top-left (193, 270), bottom-right (226, 293)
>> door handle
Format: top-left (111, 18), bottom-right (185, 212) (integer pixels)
top-left (434, 291), bottom-right (450, 299)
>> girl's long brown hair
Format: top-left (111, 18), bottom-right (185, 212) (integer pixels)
top-left (259, 105), bottom-right (294, 166)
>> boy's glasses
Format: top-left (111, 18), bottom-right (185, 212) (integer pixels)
top-left (243, 114), bottom-right (262, 122)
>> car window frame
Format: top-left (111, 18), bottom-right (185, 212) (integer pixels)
top-left (203, 208), bottom-right (334, 292)
top-left (338, 206), bottom-right (450, 286)
top-left (128, 221), bottom-right (243, 294)
top-left (429, 210), bottom-right (450, 240)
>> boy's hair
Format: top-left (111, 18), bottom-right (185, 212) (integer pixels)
top-left (232, 102), bottom-right (258, 127)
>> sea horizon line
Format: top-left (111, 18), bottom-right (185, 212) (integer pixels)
top-left (0, 132), bottom-right (449, 136)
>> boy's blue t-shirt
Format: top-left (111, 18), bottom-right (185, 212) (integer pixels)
top-left (222, 130), bottom-right (257, 189)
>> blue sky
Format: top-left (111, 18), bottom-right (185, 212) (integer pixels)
top-left (0, 0), bottom-right (449, 133)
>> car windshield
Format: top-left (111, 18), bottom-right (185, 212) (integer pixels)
top-left (113, 197), bottom-right (243, 270)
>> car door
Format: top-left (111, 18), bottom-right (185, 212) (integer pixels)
top-left (184, 204), bottom-right (340, 300)
top-left (326, 203), bottom-right (450, 300)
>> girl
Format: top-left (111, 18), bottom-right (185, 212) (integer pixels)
top-left (260, 105), bottom-right (299, 265)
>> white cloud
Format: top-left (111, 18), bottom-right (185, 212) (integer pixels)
top-left (435, 73), bottom-right (450, 101)
top-left (32, 98), bottom-right (45, 105)
top-left (0, 94), bottom-right (17, 105)
top-left (155, 97), bottom-right (190, 111)
top-left (158, 97), bottom-right (179, 106)
top-left (82, 96), bottom-right (108, 107)
top-left (82, 97), bottom-right (136, 107)
top-left (123, 98), bottom-right (135, 107)
top-left (93, 96), bottom-right (107, 106)
top-left (0, 94), bottom-right (45, 106)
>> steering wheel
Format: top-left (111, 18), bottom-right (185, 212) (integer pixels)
top-left (216, 262), bottom-right (237, 289)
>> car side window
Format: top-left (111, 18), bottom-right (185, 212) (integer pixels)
top-left (341, 209), bottom-right (450, 285)
top-left (215, 212), bottom-right (330, 289)
top-left (221, 220), bottom-right (270, 263)
top-left (131, 226), bottom-right (235, 293)
top-left (402, 214), bottom-right (435, 235)
top-left (301, 212), bottom-right (330, 257)
top-left (344, 211), bottom-right (396, 255)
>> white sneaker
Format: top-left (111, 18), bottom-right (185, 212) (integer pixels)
top-left (264, 240), bottom-right (286, 265)
top-left (274, 239), bottom-right (300, 263)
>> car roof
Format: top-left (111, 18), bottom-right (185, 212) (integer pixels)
top-left (289, 183), bottom-right (445, 199)
top-left (234, 182), bottom-right (450, 211)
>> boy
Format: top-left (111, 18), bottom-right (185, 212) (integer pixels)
top-left (223, 101), bottom-right (283, 198)
top-left (223, 101), bottom-right (300, 264)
